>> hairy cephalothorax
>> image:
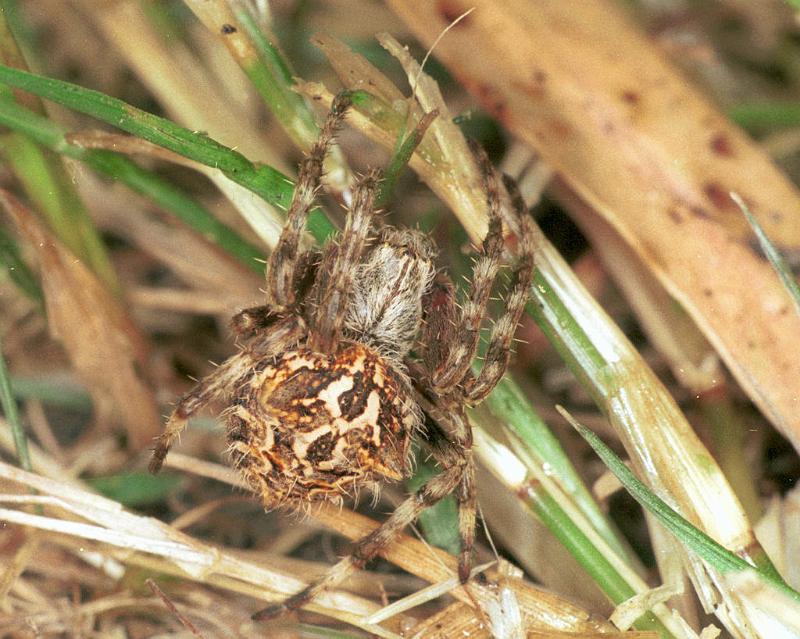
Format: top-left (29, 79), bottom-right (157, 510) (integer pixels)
top-left (149, 93), bottom-right (535, 620)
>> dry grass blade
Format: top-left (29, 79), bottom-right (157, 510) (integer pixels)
top-left (307, 32), bottom-right (490, 241)
top-left (0, 460), bottom-right (403, 638)
top-left (0, 188), bottom-right (160, 448)
top-left (161, 454), bottom-right (614, 635)
top-left (146, 578), bottom-right (205, 638)
top-left (386, 0), bottom-right (800, 452)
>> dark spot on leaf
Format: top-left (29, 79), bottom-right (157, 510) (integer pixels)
top-left (667, 207), bottom-right (684, 224)
top-left (689, 204), bottom-right (711, 219)
top-left (221, 23), bottom-right (237, 35)
top-left (437, 0), bottom-right (471, 25)
top-left (475, 84), bottom-right (508, 122)
top-left (621, 90), bottom-right (639, 105)
top-left (549, 118), bottom-right (572, 140)
top-left (514, 79), bottom-right (545, 99)
top-left (710, 133), bottom-right (734, 157)
top-left (703, 182), bottom-right (737, 212)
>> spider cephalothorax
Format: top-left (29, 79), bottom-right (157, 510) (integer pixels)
top-left (149, 93), bottom-right (535, 620)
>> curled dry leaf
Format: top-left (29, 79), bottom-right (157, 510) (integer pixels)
top-left (0, 189), bottom-right (160, 449)
top-left (386, 0), bottom-right (800, 451)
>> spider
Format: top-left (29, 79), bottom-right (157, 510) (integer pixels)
top-left (149, 93), bottom-right (535, 620)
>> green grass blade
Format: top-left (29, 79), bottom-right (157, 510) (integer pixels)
top-left (482, 376), bottom-right (634, 564)
top-left (87, 471), bottom-right (183, 508)
top-left (378, 110), bottom-right (438, 207)
top-left (519, 481), bottom-right (668, 635)
top-left (526, 271), bottom-right (609, 402)
top-left (0, 63), bottom-right (337, 243)
top-left (0, 224), bottom-right (43, 305)
top-left (0, 12), bottom-right (120, 293)
top-left (234, 9), bottom-right (320, 151)
top-left (729, 102), bottom-right (800, 130)
top-left (563, 408), bottom-right (800, 601)
top-left (0, 96), bottom-right (264, 270)
top-left (475, 428), bottom-right (675, 637)
top-left (0, 132), bottom-right (121, 292)
top-left (731, 192), bottom-right (800, 316)
top-left (9, 376), bottom-right (91, 411)
top-left (0, 334), bottom-right (32, 471)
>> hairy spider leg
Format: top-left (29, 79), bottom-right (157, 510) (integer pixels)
top-left (466, 175), bottom-right (536, 402)
top-left (251, 450), bottom-right (465, 620)
top-left (428, 167), bottom-right (505, 393)
top-left (411, 159), bottom-right (537, 583)
top-left (265, 93), bottom-right (352, 311)
top-left (149, 318), bottom-right (304, 474)
top-left (308, 169), bottom-right (382, 353)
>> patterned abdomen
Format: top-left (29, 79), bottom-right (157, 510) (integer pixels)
top-left (227, 343), bottom-right (417, 506)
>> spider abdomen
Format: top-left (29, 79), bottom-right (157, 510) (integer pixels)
top-left (227, 343), bottom-right (417, 506)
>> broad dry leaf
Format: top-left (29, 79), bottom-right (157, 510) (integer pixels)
top-left (387, 0), bottom-right (800, 451)
top-left (0, 189), bottom-right (160, 448)
top-left (554, 182), bottom-right (722, 395)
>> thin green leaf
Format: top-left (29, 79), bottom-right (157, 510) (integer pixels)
top-left (731, 192), bottom-right (800, 317)
top-left (0, 224), bottom-right (43, 305)
top-left (378, 109), bottom-right (438, 207)
top-left (10, 376), bottom-right (92, 411)
top-left (482, 376), bottom-right (633, 563)
top-left (0, 334), bottom-right (32, 471)
top-left (729, 103), bottom-right (800, 130)
top-left (0, 133), bottom-right (121, 292)
top-left (475, 428), bottom-right (673, 636)
top-left (562, 407), bottom-right (800, 602)
top-left (0, 63), bottom-right (337, 243)
top-left (0, 11), bottom-right (120, 293)
top-left (0, 97), bottom-right (264, 269)
top-left (234, 8), bottom-right (319, 151)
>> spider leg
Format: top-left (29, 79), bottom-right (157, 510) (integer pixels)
top-left (429, 166), bottom-right (504, 393)
top-left (465, 175), bottom-right (535, 403)
top-left (149, 317), bottom-right (305, 474)
top-left (251, 454), bottom-right (464, 620)
top-left (308, 169), bottom-right (381, 353)
top-left (149, 350), bottom-right (257, 474)
top-left (455, 447), bottom-right (478, 582)
top-left (422, 398), bottom-right (478, 584)
top-left (265, 93), bottom-right (351, 312)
